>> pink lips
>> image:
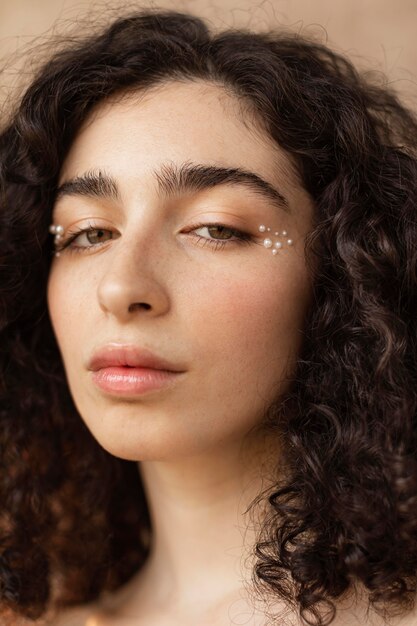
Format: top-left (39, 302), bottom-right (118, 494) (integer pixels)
top-left (88, 344), bottom-right (186, 396)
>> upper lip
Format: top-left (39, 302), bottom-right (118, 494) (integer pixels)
top-left (88, 344), bottom-right (185, 373)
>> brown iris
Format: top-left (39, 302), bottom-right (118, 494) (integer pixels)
top-left (206, 225), bottom-right (233, 240)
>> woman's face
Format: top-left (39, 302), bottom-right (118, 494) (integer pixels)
top-left (47, 80), bottom-right (315, 461)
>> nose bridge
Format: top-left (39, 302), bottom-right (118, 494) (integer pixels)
top-left (97, 209), bottom-right (171, 318)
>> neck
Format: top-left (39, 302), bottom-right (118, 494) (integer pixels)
top-left (124, 426), bottom-right (282, 616)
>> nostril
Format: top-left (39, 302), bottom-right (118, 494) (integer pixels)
top-left (129, 302), bottom-right (151, 312)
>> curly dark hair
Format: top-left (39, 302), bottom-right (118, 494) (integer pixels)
top-left (0, 6), bottom-right (416, 626)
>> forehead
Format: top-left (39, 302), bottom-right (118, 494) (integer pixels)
top-left (61, 79), bottom-right (300, 196)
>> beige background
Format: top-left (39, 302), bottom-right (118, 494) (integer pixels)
top-left (0, 0), bottom-right (416, 110)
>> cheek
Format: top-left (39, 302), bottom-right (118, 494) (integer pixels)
top-left (46, 265), bottom-right (86, 359)
top-left (189, 269), bottom-right (310, 391)
top-left (47, 267), bottom-right (64, 339)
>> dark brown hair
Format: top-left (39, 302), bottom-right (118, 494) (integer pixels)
top-left (0, 7), bottom-right (416, 626)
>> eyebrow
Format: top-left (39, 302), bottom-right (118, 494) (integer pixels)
top-left (55, 161), bottom-right (290, 213)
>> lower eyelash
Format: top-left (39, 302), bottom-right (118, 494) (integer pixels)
top-left (193, 235), bottom-right (233, 251)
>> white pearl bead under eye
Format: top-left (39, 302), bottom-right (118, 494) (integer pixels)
top-left (258, 224), bottom-right (293, 257)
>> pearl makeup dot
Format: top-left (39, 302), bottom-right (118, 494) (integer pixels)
top-left (49, 223), bottom-right (65, 257)
top-left (258, 224), bottom-right (293, 256)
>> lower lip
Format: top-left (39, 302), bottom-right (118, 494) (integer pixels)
top-left (91, 366), bottom-right (183, 395)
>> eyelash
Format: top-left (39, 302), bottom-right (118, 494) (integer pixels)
top-left (53, 220), bottom-right (254, 255)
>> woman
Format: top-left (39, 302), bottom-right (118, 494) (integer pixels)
top-left (0, 7), bottom-right (416, 626)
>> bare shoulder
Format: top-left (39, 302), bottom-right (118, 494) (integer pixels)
top-left (0, 604), bottom-right (99, 626)
top-left (39, 602), bottom-right (101, 626)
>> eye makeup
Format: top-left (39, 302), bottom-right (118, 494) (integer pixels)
top-left (258, 224), bottom-right (293, 255)
top-left (48, 222), bottom-right (294, 258)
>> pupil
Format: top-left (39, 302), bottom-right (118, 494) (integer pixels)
top-left (88, 229), bottom-right (106, 243)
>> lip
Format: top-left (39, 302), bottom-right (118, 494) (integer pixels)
top-left (88, 343), bottom-right (186, 373)
top-left (88, 344), bottom-right (186, 397)
top-left (91, 366), bottom-right (183, 396)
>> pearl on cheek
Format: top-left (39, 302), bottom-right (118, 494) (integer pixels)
top-left (258, 225), bottom-right (293, 256)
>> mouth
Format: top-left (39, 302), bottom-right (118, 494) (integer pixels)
top-left (87, 343), bottom-right (186, 395)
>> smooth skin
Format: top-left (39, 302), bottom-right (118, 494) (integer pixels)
top-left (47, 79), bottom-right (316, 625)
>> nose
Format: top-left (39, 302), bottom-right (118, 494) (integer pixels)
top-left (97, 228), bottom-right (171, 322)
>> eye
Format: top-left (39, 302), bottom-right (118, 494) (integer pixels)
top-left (192, 223), bottom-right (246, 240)
top-left (53, 222), bottom-right (116, 254)
top-left (75, 228), bottom-right (113, 246)
top-left (188, 222), bottom-right (253, 251)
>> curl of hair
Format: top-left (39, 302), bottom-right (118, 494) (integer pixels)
top-left (0, 8), bottom-right (416, 626)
